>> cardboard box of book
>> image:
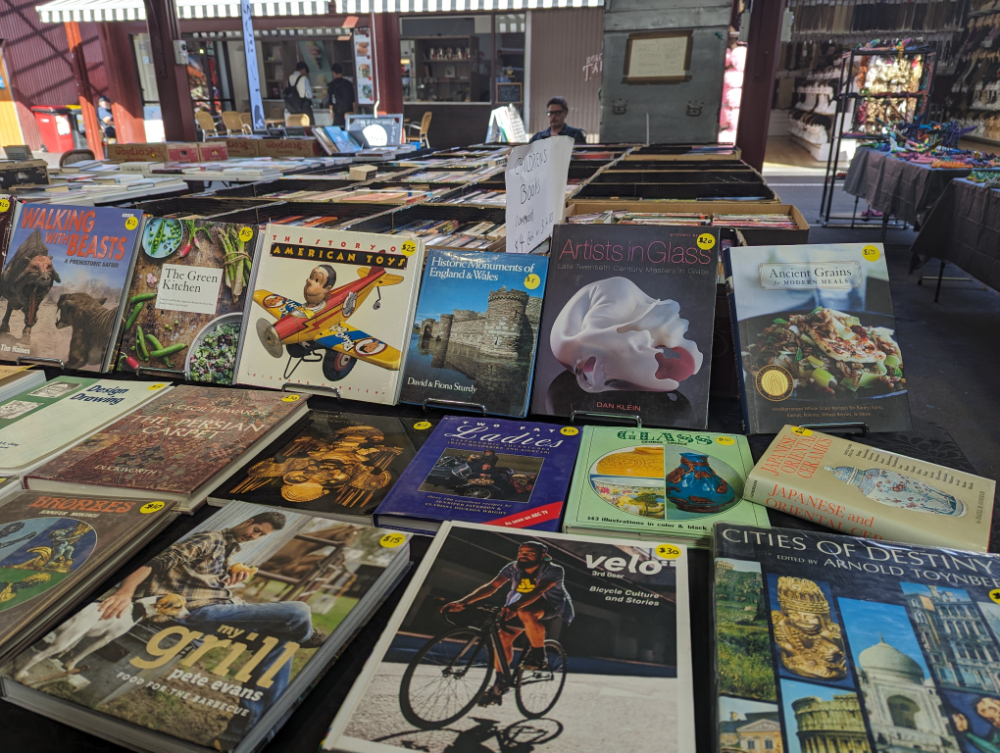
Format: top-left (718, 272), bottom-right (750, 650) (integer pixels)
top-left (218, 137), bottom-right (261, 158)
top-left (197, 142), bottom-right (229, 161)
top-left (0, 160), bottom-right (48, 189)
top-left (257, 138), bottom-right (322, 158)
top-left (107, 143), bottom-right (169, 162)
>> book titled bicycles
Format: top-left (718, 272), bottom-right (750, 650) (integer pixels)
top-left (322, 522), bottom-right (696, 752)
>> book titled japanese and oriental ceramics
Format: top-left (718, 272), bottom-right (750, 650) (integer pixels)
top-left (744, 425), bottom-right (996, 552)
top-left (117, 218), bottom-right (260, 385)
top-left (399, 249), bottom-right (548, 417)
top-left (235, 225), bottom-right (424, 404)
top-left (0, 203), bottom-right (143, 371)
top-left (724, 242), bottom-right (911, 434)
top-left (530, 224), bottom-right (717, 429)
top-left (2, 501), bottom-right (411, 753)
top-left (373, 416), bottom-right (583, 533)
top-left (563, 426), bottom-right (769, 547)
top-left (24, 385), bottom-right (309, 514)
top-left (713, 523), bottom-right (1000, 753)
top-left (324, 522), bottom-right (695, 752)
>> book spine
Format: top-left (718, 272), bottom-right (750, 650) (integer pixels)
top-left (721, 247), bottom-right (752, 434)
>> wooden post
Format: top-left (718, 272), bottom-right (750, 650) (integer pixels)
top-left (370, 14), bottom-right (402, 115)
top-left (64, 21), bottom-right (105, 156)
top-left (735, 0), bottom-right (786, 172)
top-left (97, 23), bottom-right (147, 144)
top-left (142, 0), bottom-right (198, 142)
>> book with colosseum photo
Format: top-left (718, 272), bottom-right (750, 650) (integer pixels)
top-left (399, 249), bottom-right (547, 417)
top-left (714, 523), bottom-right (1000, 753)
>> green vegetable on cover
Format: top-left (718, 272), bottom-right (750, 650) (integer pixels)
top-left (125, 302), bottom-right (143, 330)
top-left (129, 292), bottom-right (157, 306)
top-left (884, 355), bottom-right (900, 368)
top-left (150, 343), bottom-right (187, 357)
top-left (136, 326), bottom-right (149, 360)
top-left (145, 334), bottom-right (174, 368)
top-left (812, 368), bottom-right (836, 388)
top-left (806, 355), bottom-right (824, 367)
top-left (858, 372), bottom-right (883, 388)
top-left (773, 318), bottom-right (788, 325)
top-left (793, 347), bottom-right (803, 363)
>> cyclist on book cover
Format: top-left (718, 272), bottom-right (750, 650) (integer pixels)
top-left (441, 540), bottom-right (574, 706)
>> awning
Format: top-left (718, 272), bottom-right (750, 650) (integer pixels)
top-left (36, 0), bottom-right (329, 23)
top-left (339, 0), bottom-right (601, 9)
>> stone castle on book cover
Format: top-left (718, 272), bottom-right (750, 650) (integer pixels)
top-left (417, 286), bottom-right (541, 360)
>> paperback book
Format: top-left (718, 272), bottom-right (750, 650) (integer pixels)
top-left (374, 416), bottom-right (583, 533)
top-left (0, 195), bottom-right (17, 271)
top-left (399, 249), bottom-right (548, 416)
top-left (24, 385), bottom-right (308, 513)
top-left (563, 427), bottom-right (769, 547)
top-left (210, 410), bottom-right (417, 523)
top-left (724, 242), bottom-right (911, 434)
top-left (530, 224), bottom-right (717, 428)
top-left (235, 225), bottom-right (424, 404)
top-left (3, 501), bottom-right (411, 753)
top-left (714, 524), bottom-right (1000, 753)
top-left (744, 425), bottom-right (996, 552)
top-left (0, 204), bottom-right (143, 371)
top-left (324, 523), bottom-right (694, 752)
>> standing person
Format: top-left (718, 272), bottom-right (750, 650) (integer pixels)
top-left (284, 62), bottom-right (313, 117)
top-left (530, 96), bottom-right (586, 144)
top-left (96, 95), bottom-right (116, 141)
top-left (326, 63), bottom-right (357, 127)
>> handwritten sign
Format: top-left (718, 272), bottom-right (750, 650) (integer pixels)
top-left (505, 136), bottom-right (573, 254)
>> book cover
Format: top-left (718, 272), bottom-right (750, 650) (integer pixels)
top-left (530, 224), bottom-right (717, 429)
top-left (724, 242), bottom-right (911, 434)
top-left (0, 204), bottom-right (142, 371)
top-left (117, 218), bottom-right (259, 385)
top-left (714, 524), bottom-right (1000, 753)
top-left (563, 426), bottom-right (770, 546)
top-left (6, 501), bottom-right (410, 752)
top-left (399, 249), bottom-right (547, 417)
top-left (235, 225), bottom-right (425, 405)
top-left (324, 523), bottom-right (695, 752)
top-left (25, 385), bottom-right (305, 501)
top-left (0, 196), bottom-right (17, 273)
top-left (374, 416), bottom-right (583, 533)
top-left (0, 376), bottom-right (172, 475)
top-left (745, 425), bottom-right (995, 552)
top-left (212, 411), bottom-right (417, 521)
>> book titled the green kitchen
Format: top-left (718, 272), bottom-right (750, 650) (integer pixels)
top-left (562, 426), bottom-right (769, 547)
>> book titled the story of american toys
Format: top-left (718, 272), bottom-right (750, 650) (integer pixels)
top-left (374, 415), bottom-right (583, 533)
top-left (563, 427), bottom-right (769, 547)
top-left (235, 225), bottom-right (424, 404)
top-left (713, 523), bottom-right (1000, 753)
top-left (324, 523), bottom-right (695, 753)
top-left (2, 501), bottom-right (411, 753)
top-left (0, 203), bottom-right (143, 371)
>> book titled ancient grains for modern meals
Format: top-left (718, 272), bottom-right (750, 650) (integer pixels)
top-left (744, 425), bottom-right (996, 552)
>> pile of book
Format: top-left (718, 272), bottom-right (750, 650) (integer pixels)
top-left (389, 217), bottom-right (506, 246)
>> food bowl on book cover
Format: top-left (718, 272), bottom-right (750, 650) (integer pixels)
top-left (589, 446), bottom-right (667, 519)
top-left (142, 217), bottom-right (185, 259)
top-left (186, 312), bottom-right (242, 384)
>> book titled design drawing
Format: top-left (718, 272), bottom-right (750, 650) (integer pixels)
top-left (374, 416), bottom-right (583, 533)
top-left (210, 410), bottom-right (417, 523)
top-left (399, 249), bottom-right (548, 417)
top-left (714, 524), bottom-right (1000, 753)
top-left (0, 204), bottom-right (143, 371)
top-left (724, 242), bottom-right (911, 434)
top-left (324, 523), bottom-right (695, 752)
top-left (118, 219), bottom-right (260, 385)
top-left (25, 385), bottom-right (309, 514)
top-left (531, 224), bottom-right (717, 429)
top-left (745, 425), bottom-right (996, 552)
top-left (563, 426), bottom-right (769, 547)
top-left (235, 225), bottom-right (424, 404)
top-left (3, 501), bottom-right (411, 753)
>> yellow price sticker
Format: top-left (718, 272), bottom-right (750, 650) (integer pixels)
top-left (238, 226), bottom-right (254, 242)
top-left (560, 427), bottom-right (580, 436)
top-left (148, 383), bottom-right (167, 391)
top-left (0, 199), bottom-right (10, 213)
top-left (862, 245), bottom-right (881, 262)
top-left (282, 394), bottom-right (301, 402)
top-left (991, 589), bottom-right (1000, 605)
top-left (716, 436), bottom-right (736, 446)
top-left (380, 533), bottom-right (407, 548)
top-left (697, 233), bottom-right (716, 251)
top-left (141, 501), bottom-right (166, 514)
top-left (524, 273), bottom-right (541, 290)
top-left (125, 216), bottom-right (139, 231)
top-left (791, 426), bottom-right (814, 437)
top-left (655, 543), bottom-right (682, 560)
top-left (401, 240), bottom-right (417, 256)
top-left (413, 420), bottom-right (433, 431)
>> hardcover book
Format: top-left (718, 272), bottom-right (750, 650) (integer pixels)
top-left (117, 218), bottom-right (259, 384)
top-left (0, 195), bottom-right (17, 273)
top-left (0, 376), bottom-right (172, 475)
top-left (530, 224), bottom-right (717, 429)
top-left (563, 426), bottom-right (770, 547)
top-left (235, 225), bottom-right (425, 404)
top-left (714, 524), bottom-right (1000, 753)
top-left (24, 385), bottom-right (309, 513)
top-left (399, 249), bottom-right (548, 417)
top-left (3, 501), bottom-right (411, 753)
top-left (744, 425), bottom-right (996, 552)
top-left (210, 410), bottom-right (418, 523)
top-left (373, 415), bottom-right (583, 533)
top-left (324, 523), bottom-right (695, 752)
top-left (0, 204), bottom-right (143, 371)
top-left (724, 242), bottom-right (911, 434)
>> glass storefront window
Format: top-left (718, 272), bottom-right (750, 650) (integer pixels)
top-left (494, 13), bottom-right (524, 105)
top-left (400, 15), bottom-right (493, 103)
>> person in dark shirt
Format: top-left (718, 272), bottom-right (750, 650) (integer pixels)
top-left (530, 96), bottom-right (586, 144)
top-left (97, 95), bottom-right (116, 141)
top-left (326, 63), bottom-right (357, 128)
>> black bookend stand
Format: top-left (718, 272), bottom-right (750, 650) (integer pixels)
top-left (798, 422), bottom-right (869, 437)
top-left (422, 398), bottom-right (487, 416)
top-left (15, 356), bottom-right (64, 368)
top-left (570, 410), bottom-right (642, 428)
top-left (281, 383), bottom-right (339, 399)
top-left (135, 366), bottom-right (185, 380)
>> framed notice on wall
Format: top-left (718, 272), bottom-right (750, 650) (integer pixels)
top-left (622, 30), bottom-right (693, 84)
top-left (496, 82), bottom-right (522, 103)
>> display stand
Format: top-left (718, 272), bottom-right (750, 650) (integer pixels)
top-left (135, 366), bottom-right (185, 380)
top-left (486, 105), bottom-right (527, 144)
top-left (15, 356), bottom-right (63, 368)
top-left (798, 421), bottom-right (869, 437)
top-left (421, 398), bottom-right (487, 416)
top-left (281, 383), bottom-right (339, 399)
top-left (569, 410), bottom-right (641, 427)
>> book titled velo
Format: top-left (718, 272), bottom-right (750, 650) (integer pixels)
top-left (374, 416), bottom-right (583, 533)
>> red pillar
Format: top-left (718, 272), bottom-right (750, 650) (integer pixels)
top-left (370, 14), bottom-right (402, 115)
top-left (97, 23), bottom-right (147, 143)
top-left (735, 0), bottom-right (785, 172)
top-left (142, 0), bottom-right (197, 142)
top-left (64, 21), bottom-right (105, 156)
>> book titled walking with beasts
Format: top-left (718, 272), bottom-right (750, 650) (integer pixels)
top-left (714, 523), bottom-right (1000, 753)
